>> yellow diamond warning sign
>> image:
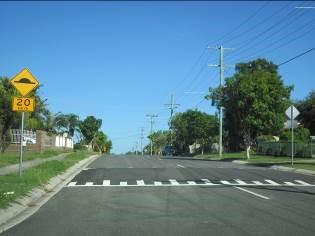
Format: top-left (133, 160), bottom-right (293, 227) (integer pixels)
top-left (12, 97), bottom-right (35, 112)
top-left (10, 68), bottom-right (39, 96)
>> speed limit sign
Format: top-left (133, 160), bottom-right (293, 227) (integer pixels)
top-left (12, 97), bottom-right (35, 112)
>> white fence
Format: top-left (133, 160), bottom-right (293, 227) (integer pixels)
top-left (11, 129), bottom-right (36, 144)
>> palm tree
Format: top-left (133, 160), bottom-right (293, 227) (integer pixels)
top-left (54, 113), bottom-right (80, 138)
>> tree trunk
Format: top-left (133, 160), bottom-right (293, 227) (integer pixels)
top-left (246, 145), bottom-right (251, 159)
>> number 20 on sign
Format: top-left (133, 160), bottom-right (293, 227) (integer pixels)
top-left (12, 97), bottom-right (35, 112)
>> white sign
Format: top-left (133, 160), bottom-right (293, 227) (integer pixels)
top-left (284, 120), bottom-right (298, 129)
top-left (285, 105), bottom-right (300, 120)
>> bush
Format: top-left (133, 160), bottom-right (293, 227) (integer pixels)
top-left (73, 143), bottom-right (87, 151)
top-left (280, 128), bottom-right (311, 142)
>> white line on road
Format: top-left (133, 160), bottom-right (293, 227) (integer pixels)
top-left (187, 181), bottom-right (196, 185)
top-left (235, 179), bottom-right (247, 185)
top-left (177, 164), bottom-right (185, 168)
top-left (68, 182), bottom-right (77, 186)
top-left (102, 180), bottom-right (111, 186)
top-left (137, 180), bottom-right (145, 186)
top-left (154, 181), bottom-right (162, 185)
top-left (252, 181), bottom-right (263, 185)
top-left (85, 182), bottom-right (94, 186)
top-left (234, 186), bottom-right (270, 200)
top-left (294, 180), bottom-right (311, 186)
top-left (120, 181), bottom-right (128, 186)
top-left (169, 179), bottom-right (179, 185)
top-left (265, 180), bottom-right (280, 185)
top-left (284, 181), bottom-right (295, 186)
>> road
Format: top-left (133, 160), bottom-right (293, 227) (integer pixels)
top-left (2, 155), bottom-right (315, 236)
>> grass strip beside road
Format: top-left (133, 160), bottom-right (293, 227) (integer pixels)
top-left (0, 149), bottom-right (70, 168)
top-left (282, 163), bottom-right (315, 172)
top-left (0, 151), bottom-right (96, 209)
top-left (198, 152), bottom-right (312, 163)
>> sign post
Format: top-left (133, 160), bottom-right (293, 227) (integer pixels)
top-left (285, 105), bottom-right (300, 166)
top-left (10, 68), bottom-right (39, 176)
top-left (19, 112), bottom-right (24, 176)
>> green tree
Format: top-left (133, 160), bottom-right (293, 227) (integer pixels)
top-left (147, 130), bottom-right (171, 154)
top-left (170, 109), bottom-right (218, 154)
top-left (93, 131), bottom-right (112, 153)
top-left (280, 127), bottom-right (311, 142)
top-left (79, 116), bottom-right (102, 149)
top-left (295, 90), bottom-right (315, 135)
top-left (207, 59), bottom-right (293, 159)
top-left (0, 77), bottom-right (20, 151)
top-left (54, 113), bottom-right (80, 138)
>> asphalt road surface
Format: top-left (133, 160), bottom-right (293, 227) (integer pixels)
top-left (2, 155), bottom-right (315, 236)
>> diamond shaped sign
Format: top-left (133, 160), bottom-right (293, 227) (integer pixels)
top-left (285, 105), bottom-right (300, 120)
top-left (10, 68), bottom-right (39, 96)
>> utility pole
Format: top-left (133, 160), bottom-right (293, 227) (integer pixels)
top-left (164, 93), bottom-right (180, 145)
top-left (164, 93), bottom-right (180, 121)
top-left (146, 114), bottom-right (158, 156)
top-left (140, 127), bottom-right (145, 155)
top-left (208, 46), bottom-right (234, 157)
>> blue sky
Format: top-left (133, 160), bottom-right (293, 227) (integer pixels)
top-left (0, 1), bottom-right (314, 153)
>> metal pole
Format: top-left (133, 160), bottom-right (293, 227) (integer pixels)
top-left (150, 118), bottom-right (153, 156)
top-left (140, 128), bottom-right (144, 155)
top-left (291, 105), bottom-right (294, 166)
top-left (219, 46), bottom-right (223, 157)
top-left (19, 112), bottom-right (24, 176)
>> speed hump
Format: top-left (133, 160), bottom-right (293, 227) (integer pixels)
top-left (12, 97), bottom-right (35, 112)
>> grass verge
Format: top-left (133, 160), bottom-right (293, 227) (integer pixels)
top-left (0, 151), bottom-right (96, 209)
top-left (282, 163), bottom-right (315, 172)
top-left (197, 152), bottom-right (313, 163)
top-left (0, 149), bottom-right (70, 168)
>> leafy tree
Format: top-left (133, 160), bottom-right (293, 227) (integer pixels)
top-left (93, 131), bottom-right (112, 153)
top-left (0, 77), bottom-right (20, 151)
top-left (280, 127), bottom-right (311, 142)
top-left (295, 90), bottom-right (315, 135)
top-left (147, 130), bottom-right (171, 154)
top-left (170, 109), bottom-right (218, 154)
top-left (207, 59), bottom-right (293, 159)
top-left (79, 116), bottom-right (102, 148)
top-left (54, 113), bottom-right (80, 137)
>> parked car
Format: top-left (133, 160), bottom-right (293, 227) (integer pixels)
top-left (162, 145), bottom-right (177, 156)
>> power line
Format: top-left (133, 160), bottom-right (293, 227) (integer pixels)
top-left (278, 48), bottom-right (315, 67)
top-left (227, 3), bottom-right (311, 60)
top-left (230, 17), bottom-right (315, 63)
top-left (207, 2), bottom-right (270, 45)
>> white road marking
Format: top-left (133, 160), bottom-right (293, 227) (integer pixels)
top-left (294, 180), bottom-right (311, 185)
top-left (234, 187), bottom-right (270, 200)
top-left (66, 179), bottom-right (315, 188)
top-left (137, 180), bottom-right (145, 186)
top-left (169, 179), bottom-right (179, 185)
top-left (235, 179), bottom-right (247, 185)
top-left (177, 164), bottom-right (185, 168)
top-left (102, 180), bottom-right (111, 186)
top-left (265, 180), bottom-right (280, 185)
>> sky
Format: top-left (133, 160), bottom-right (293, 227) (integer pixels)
top-left (0, 1), bottom-right (314, 154)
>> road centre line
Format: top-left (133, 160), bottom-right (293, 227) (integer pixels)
top-left (234, 186), bottom-right (270, 200)
top-left (177, 164), bottom-right (185, 168)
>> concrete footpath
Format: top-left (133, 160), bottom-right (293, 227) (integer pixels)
top-left (0, 153), bottom-right (70, 176)
top-left (0, 154), bottom-right (100, 233)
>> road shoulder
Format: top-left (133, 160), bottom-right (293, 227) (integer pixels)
top-left (0, 154), bottom-right (100, 234)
